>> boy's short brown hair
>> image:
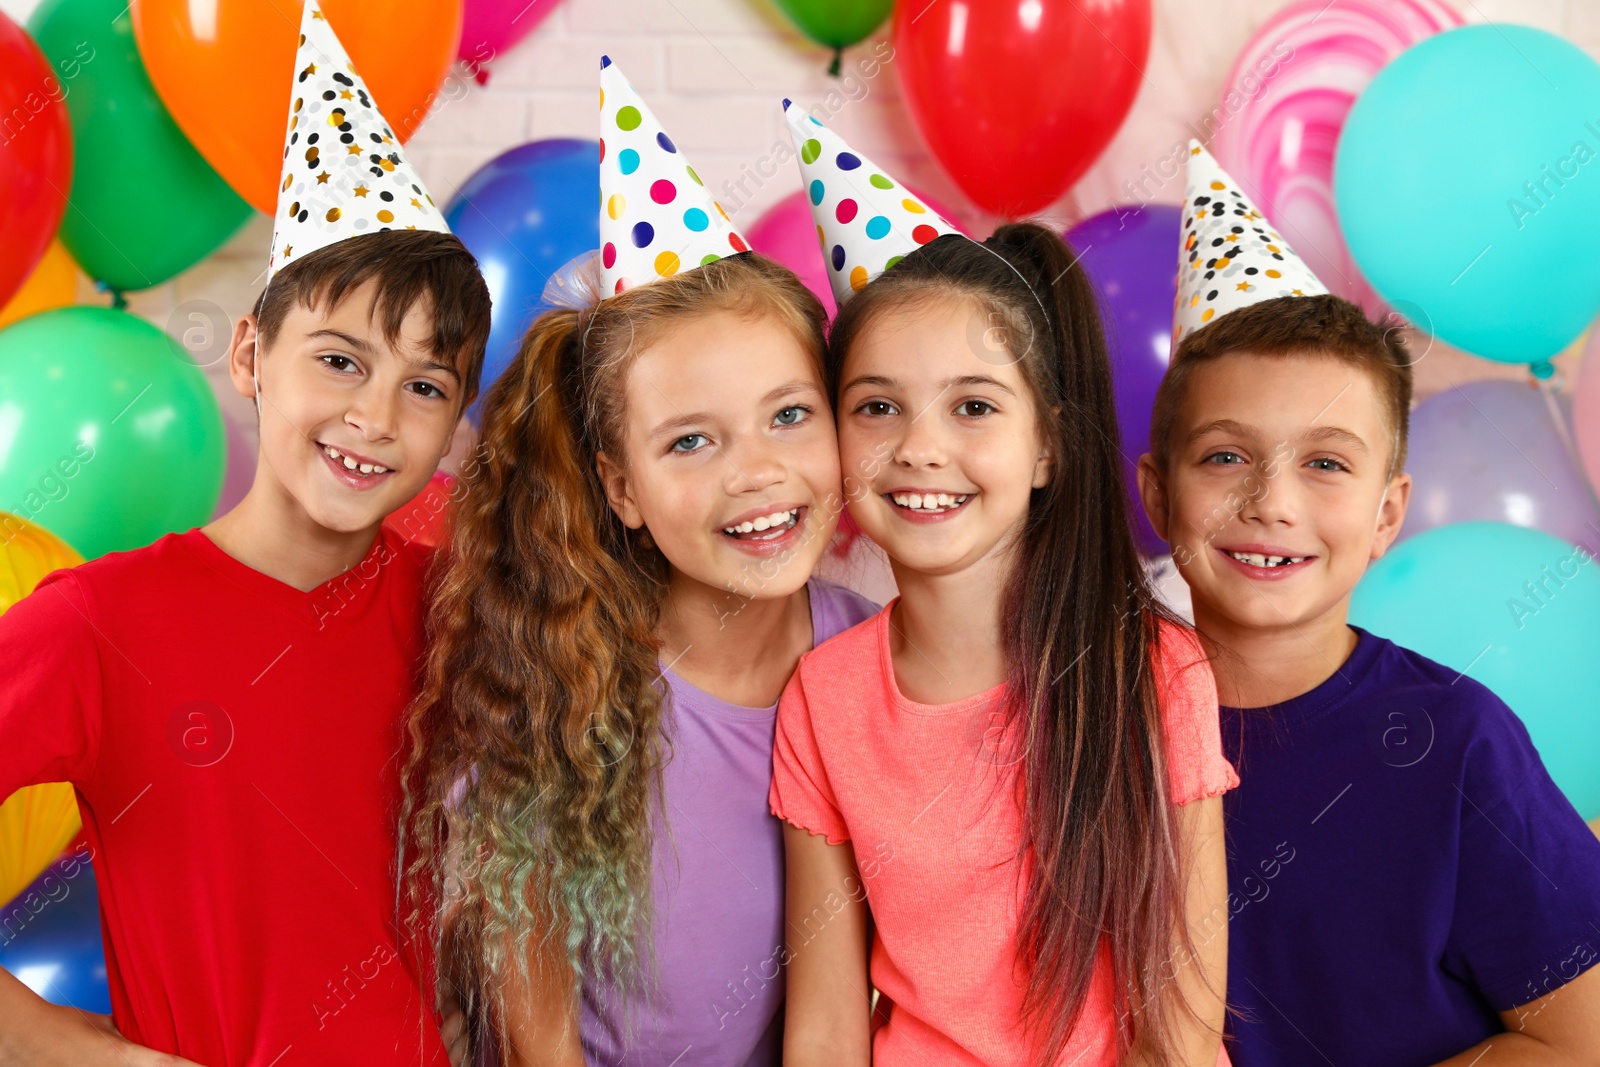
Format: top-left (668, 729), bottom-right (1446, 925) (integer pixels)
top-left (253, 229), bottom-right (492, 405)
top-left (1149, 293), bottom-right (1413, 474)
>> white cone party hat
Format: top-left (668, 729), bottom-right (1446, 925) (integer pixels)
top-left (267, 2), bottom-right (450, 279)
top-left (783, 99), bottom-right (961, 305)
top-left (599, 57), bottom-right (749, 295)
top-left (1175, 141), bottom-right (1329, 345)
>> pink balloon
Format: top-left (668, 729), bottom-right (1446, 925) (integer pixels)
top-left (747, 187), bottom-right (968, 319)
top-left (1577, 332), bottom-right (1600, 502)
top-left (457, 0), bottom-right (561, 71)
top-left (211, 408), bottom-right (257, 520)
top-left (1209, 0), bottom-right (1461, 314)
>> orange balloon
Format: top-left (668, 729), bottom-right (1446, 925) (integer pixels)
top-left (0, 511), bottom-right (85, 906)
top-left (0, 239), bottom-right (78, 332)
top-left (131, 0), bottom-right (463, 213)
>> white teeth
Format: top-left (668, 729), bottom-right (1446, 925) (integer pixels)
top-left (322, 444), bottom-right (388, 475)
top-left (1229, 551), bottom-right (1307, 568)
top-left (722, 509), bottom-right (798, 536)
top-left (890, 492), bottom-right (969, 513)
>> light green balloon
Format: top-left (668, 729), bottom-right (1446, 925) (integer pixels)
top-left (1350, 521), bottom-right (1600, 820)
top-left (0, 308), bottom-right (225, 559)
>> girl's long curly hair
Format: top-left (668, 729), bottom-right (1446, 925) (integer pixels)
top-left (397, 251), bottom-right (825, 1061)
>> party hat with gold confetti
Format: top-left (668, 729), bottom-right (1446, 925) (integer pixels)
top-left (599, 56), bottom-right (748, 295)
top-left (783, 99), bottom-right (961, 305)
top-left (267, 2), bottom-right (451, 279)
top-left (1174, 141), bottom-right (1328, 344)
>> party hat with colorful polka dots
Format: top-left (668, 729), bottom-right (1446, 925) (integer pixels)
top-left (1175, 140), bottom-right (1328, 344)
top-left (599, 57), bottom-right (748, 295)
top-left (782, 99), bottom-right (961, 305)
top-left (267, 2), bottom-right (450, 280)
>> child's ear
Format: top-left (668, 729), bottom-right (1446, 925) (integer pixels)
top-left (227, 315), bottom-right (261, 403)
top-left (1369, 470), bottom-right (1413, 561)
top-left (1136, 453), bottom-right (1171, 541)
top-left (595, 450), bottom-right (645, 529)
top-left (1032, 416), bottom-right (1058, 489)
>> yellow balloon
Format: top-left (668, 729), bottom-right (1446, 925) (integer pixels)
top-left (0, 239), bottom-right (78, 332)
top-left (0, 511), bottom-right (86, 906)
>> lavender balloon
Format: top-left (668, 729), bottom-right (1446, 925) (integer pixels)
top-left (1066, 204), bottom-right (1181, 555)
top-left (1401, 381), bottom-right (1600, 551)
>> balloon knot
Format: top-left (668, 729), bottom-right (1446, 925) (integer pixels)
top-left (109, 289), bottom-right (128, 311)
top-left (1530, 359), bottom-right (1556, 381)
top-left (828, 47), bottom-right (842, 78)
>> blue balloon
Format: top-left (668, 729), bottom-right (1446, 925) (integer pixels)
top-left (1066, 204), bottom-right (1183, 556)
top-left (445, 139), bottom-right (600, 420)
top-left (0, 850), bottom-right (111, 1013)
top-left (1350, 521), bottom-right (1600, 819)
top-left (1336, 25), bottom-right (1600, 369)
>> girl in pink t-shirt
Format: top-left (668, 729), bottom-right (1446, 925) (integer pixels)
top-left (772, 223), bottom-right (1238, 1067)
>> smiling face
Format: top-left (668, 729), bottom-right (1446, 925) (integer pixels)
top-left (836, 297), bottom-right (1052, 580)
top-left (596, 309), bottom-right (840, 603)
top-left (241, 278), bottom-right (464, 534)
top-left (1140, 351), bottom-right (1410, 639)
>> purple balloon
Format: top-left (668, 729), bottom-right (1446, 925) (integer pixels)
top-left (1066, 204), bottom-right (1182, 555)
top-left (1401, 381), bottom-right (1600, 550)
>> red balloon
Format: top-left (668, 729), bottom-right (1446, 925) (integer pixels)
top-left (0, 13), bottom-right (72, 309)
top-left (892, 0), bottom-right (1151, 217)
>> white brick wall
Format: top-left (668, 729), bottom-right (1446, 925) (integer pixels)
top-left (3, 0), bottom-right (1597, 475)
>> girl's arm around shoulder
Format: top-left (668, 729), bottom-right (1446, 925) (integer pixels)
top-left (1431, 964), bottom-right (1600, 1067)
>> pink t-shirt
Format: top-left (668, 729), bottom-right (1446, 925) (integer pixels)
top-left (770, 605), bottom-right (1239, 1067)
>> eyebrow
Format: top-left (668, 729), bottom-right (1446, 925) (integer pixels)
top-left (648, 412), bottom-right (714, 443)
top-left (306, 328), bottom-right (461, 383)
top-left (840, 372), bottom-right (1017, 398)
top-left (762, 379), bottom-right (822, 404)
top-left (1185, 418), bottom-right (1370, 453)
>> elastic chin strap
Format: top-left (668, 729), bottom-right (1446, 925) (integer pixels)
top-left (253, 362), bottom-right (262, 420)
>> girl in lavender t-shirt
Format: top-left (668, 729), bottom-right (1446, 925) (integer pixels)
top-left (402, 247), bottom-right (875, 1067)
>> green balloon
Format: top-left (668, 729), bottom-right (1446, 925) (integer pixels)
top-left (28, 0), bottom-right (254, 293)
top-left (0, 308), bottom-right (225, 559)
top-left (772, 0), bottom-right (892, 52)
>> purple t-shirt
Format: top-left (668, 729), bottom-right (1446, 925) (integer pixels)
top-left (580, 579), bottom-right (877, 1067)
top-left (1220, 626), bottom-right (1600, 1066)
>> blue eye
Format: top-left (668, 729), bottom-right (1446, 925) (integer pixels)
top-left (671, 433), bottom-right (708, 453)
top-left (1204, 451), bottom-right (1245, 465)
top-left (773, 404), bottom-right (810, 427)
top-left (1307, 457), bottom-right (1347, 472)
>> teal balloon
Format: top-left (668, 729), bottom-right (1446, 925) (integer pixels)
top-left (1335, 25), bottom-right (1600, 366)
top-left (1350, 521), bottom-right (1600, 820)
top-left (0, 308), bottom-right (225, 559)
top-left (28, 0), bottom-right (253, 292)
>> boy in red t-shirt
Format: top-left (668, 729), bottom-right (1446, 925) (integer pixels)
top-left (0, 6), bottom-right (489, 1065)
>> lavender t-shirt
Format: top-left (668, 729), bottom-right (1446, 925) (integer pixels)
top-left (580, 578), bottom-right (877, 1067)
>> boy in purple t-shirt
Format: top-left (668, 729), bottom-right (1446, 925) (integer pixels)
top-left (1138, 290), bottom-right (1600, 1065)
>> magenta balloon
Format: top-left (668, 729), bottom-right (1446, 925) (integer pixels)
top-left (746, 186), bottom-right (968, 320)
top-left (457, 0), bottom-right (560, 66)
top-left (748, 189), bottom-right (838, 318)
top-left (1401, 381), bottom-right (1600, 551)
top-left (1576, 331), bottom-right (1600, 502)
top-left (1209, 0), bottom-right (1460, 314)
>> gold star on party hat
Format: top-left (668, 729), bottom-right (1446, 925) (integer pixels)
top-left (267, 2), bottom-right (451, 279)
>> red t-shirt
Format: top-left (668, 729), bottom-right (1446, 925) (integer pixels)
top-left (0, 526), bottom-right (450, 1067)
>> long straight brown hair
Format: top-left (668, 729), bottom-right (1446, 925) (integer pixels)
top-left (827, 224), bottom-right (1206, 1066)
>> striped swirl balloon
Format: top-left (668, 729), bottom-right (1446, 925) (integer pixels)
top-left (1209, 0), bottom-right (1462, 312)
